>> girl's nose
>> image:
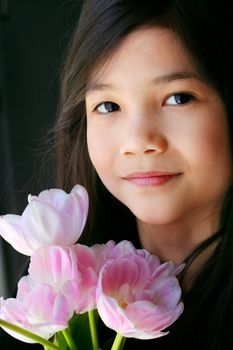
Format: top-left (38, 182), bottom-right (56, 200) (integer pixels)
top-left (120, 114), bottom-right (168, 156)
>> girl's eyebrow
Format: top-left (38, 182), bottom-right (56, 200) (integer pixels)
top-left (86, 82), bottom-right (112, 93)
top-left (86, 71), bottom-right (203, 93)
top-left (152, 71), bottom-right (203, 84)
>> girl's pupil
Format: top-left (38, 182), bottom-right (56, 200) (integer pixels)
top-left (104, 102), bottom-right (118, 112)
top-left (174, 93), bottom-right (191, 104)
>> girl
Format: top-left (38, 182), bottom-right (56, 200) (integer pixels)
top-left (55, 0), bottom-right (233, 349)
top-left (1, 0), bottom-right (233, 349)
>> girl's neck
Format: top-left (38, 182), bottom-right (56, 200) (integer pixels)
top-left (136, 207), bottom-right (221, 264)
top-left (137, 209), bottom-right (221, 291)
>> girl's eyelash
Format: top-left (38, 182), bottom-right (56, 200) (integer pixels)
top-left (163, 92), bottom-right (196, 106)
top-left (93, 101), bottom-right (119, 113)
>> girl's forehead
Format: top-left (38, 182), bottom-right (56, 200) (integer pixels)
top-left (87, 26), bottom-right (197, 85)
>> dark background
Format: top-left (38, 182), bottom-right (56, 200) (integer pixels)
top-left (0, 0), bottom-right (81, 297)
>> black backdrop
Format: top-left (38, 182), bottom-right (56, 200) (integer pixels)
top-left (0, 0), bottom-right (81, 297)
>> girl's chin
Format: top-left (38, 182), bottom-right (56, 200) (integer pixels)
top-left (133, 209), bottom-right (182, 226)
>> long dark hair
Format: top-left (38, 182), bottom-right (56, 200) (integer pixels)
top-left (55, 0), bottom-right (233, 348)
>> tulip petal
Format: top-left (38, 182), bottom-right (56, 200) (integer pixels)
top-left (0, 215), bottom-right (34, 255)
top-left (21, 200), bottom-right (65, 246)
top-left (28, 245), bottom-right (79, 287)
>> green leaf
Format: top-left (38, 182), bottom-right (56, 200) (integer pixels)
top-left (68, 313), bottom-right (94, 350)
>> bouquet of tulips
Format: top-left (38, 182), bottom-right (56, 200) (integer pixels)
top-left (0, 184), bottom-right (184, 350)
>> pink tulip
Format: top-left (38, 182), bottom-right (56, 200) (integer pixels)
top-left (0, 283), bottom-right (73, 343)
top-left (0, 185), bottom-right (88, 255)
top-left (72, 240), bottom-right (116, 313)
top-left (27, 245), bottom-right (83, 314)
top-left (96, 241), bottom-right (184, 339)
top-left (0, 246), bottom-right (81, 343)
top-left (27, 243), bottom-right (112, 315)
top-left (27, 245), bottom-right (80, 290)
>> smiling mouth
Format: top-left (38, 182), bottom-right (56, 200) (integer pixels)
top-left (123, 172), bottom-right (182, 187)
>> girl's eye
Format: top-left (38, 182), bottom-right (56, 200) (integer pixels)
top-left (95, 102), bottom-right (120, 114)
top-left (164, 93), bottom-right (194, 106)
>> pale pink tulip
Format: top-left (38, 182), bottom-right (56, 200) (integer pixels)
top-left (0, 283), bottom-right (73, 343)
top-left (27, 245), bottom-right (80, 291)
top-left (28, 246), bottom-right (81, 312)
top-left (0, 246), bottom-right (81, 343)
top-left (72, 240), bottom-right (116, 313)
top-left (0, 185), bottom-right (88, 255)
top-left (96, 241), bottom-right (184, 339)
top-left (26, 243), bottom-right (116, 315)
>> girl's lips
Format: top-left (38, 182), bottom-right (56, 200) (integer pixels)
top-left (123, 172), bottom-right (182, 187)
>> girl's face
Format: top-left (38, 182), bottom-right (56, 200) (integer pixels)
top-left (85, 27), bottom-right (232, 227)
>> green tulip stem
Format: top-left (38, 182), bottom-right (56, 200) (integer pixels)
top-left (111, 333), bottom-right (126, 350)
top-left (0, 319), bottom-right (60, 350)
top-left (62, 328), bottom-right (78, 350)
top-left (88, 310), bottom-right (99, 350)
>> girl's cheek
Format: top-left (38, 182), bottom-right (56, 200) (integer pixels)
top-left (87, 129), bottom-right (109, 169)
